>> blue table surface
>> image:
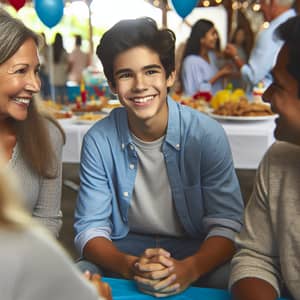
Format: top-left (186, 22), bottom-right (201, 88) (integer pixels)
top-left (103, 277), bottom-right (289, 300)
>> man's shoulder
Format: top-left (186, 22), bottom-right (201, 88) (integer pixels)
top-left (183, 54), bottom-right (205, 66)
top-left (170, 103), bottom-right (226, 148)
top-left (267, 141), bottom-right (300, 162)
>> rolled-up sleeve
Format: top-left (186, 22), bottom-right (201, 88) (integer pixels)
top-left (201, 122), bottom-right (244, 241)
top-left (74, 134), bottom-right (113, 255)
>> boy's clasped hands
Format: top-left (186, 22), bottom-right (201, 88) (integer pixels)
top-left (133, 248), bottom-right (196, 297)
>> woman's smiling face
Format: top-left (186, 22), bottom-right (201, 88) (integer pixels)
top-left (0, 38), bottom-right (41, 121)
top-left (200, 27), bottom-right (219, 50)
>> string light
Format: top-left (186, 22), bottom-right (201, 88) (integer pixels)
top-left (262, 21), bottom-right (269, 28)
top-left (203, 0), bottom-right (210, 7)
top-left (253, 2), bottom-right (261, 11)
top-left (153, 0), bottom-right (160, 7)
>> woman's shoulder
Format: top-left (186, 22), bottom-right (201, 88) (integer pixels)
top-left (267, 141), bottom-right (300, 164)
top-left (183, 55), bottom-right (207, 71)
top-left (183, 54), bottom-right (203, 64)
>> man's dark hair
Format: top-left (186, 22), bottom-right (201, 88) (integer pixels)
top-left (277, 15), bottom-right (300, 97)
top-left (96, 17), bottom-right (176, 87)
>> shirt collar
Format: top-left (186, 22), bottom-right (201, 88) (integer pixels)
top-left (117, 96), bottom-right (181, 151)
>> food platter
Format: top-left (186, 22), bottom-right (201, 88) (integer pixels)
top-left (208, 113), bottom-right (278, 122)
top-left (102, 99), bottom-right (122, 114)
top-left (72, 113), bottom-right (107, 125)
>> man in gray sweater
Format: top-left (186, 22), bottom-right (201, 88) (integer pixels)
top-left (229, 15), bottom-right (300, 300)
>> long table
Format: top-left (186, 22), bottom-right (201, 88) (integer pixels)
top-left (59, 117), bottom-right (276, 170)
top-left (103, 277), bottom-right (289, 300)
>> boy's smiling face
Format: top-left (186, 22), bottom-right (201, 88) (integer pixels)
top-left (110, 46), bottom-right (175, 138)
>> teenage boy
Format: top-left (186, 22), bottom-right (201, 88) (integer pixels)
top-left (74, 17), bottom-right (243, 297)
top-left (229, 15), bottom-right (300, 300)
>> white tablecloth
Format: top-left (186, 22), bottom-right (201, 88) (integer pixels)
top-left (59, 118), bottom-right (276, 169)
top-left (59, 118), bottom-right (90, 164)
top-left (220, 120), bottom-right (275, 169)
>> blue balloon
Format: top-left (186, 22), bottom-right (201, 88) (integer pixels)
top-left (34, 0), bottom-right (64, 28)
top-left (171, 0), bottom-right (199, 18)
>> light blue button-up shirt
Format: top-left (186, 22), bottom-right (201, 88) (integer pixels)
top-left (241, 9), bottom-right (296, 94)
top-left (181, 51), bottom-right (223, 96)
top-left (74, 97), bottom-right (244, 255)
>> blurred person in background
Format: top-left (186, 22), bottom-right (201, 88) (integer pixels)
top-left (230, 26), bottom-right (251, 63)
top-left (52, 33), bottom-right (69, 104)
top-left (39, 32), bottom-right (51, 99)
top-left (180, 19), bottom-right (233, 96)
top-left (68, 34), bottom-right (89, 84)
top-left (229, 15), bottom-right (300, 300)
top-left (0, 9), bottom-right (64, 237)
top-left (229, 26), bottom-right (252, 89)
top-left (225, 0), bottom-right (296, 94)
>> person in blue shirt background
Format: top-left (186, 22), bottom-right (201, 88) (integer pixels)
top-left (74, 17), bottom-right (244, 298)
top-left (225, 0), bottom-right (296, 95)
top-left (180, 19), bottom-right (233, 96)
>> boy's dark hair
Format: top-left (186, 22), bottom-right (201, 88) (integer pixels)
top-left (277, 15), bottom-right (300, 97)
top-left (96, 17), bottom-right (176, 87)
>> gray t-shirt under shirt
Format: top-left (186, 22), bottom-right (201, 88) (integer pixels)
top-left (127, 134), bottom-right (185, 237)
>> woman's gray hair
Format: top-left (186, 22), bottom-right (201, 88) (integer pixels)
top-left (0, 8), bottom-right (41, 65)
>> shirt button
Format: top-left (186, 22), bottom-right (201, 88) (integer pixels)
top-left (129, 164), bottom-right (135, 169)
top-left (123, 191), bottom-right (129, 197)
top-left (175, 144), bottom-right (180, 149)
top-left (121, 143), bottom-right (125, 149)
top-left (130, 145), bottom-right (134, 150)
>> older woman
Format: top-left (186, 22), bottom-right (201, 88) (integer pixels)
top-left (0, 9), bottom-right (64, 236)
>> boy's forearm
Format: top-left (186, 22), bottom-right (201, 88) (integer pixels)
top-left (83, 237), bottom-right (138, 279)
top-left (184, 236), bottom-right (235, 281)
top-left (232, 278), bottom-right (278, 300)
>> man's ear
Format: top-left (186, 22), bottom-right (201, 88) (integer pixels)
top-left (167, 70), bottom-right (176, 88)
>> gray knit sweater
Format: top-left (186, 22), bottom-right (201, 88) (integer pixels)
top-left (229, 141), bottom-right (300, 299)
top-left (0, 226), bottom-right (102, 300)
top-left (8, 120), bottom-right (64, 237)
